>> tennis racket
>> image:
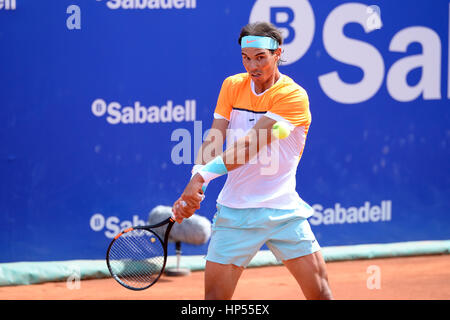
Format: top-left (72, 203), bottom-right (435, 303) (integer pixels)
top-left (106, 213), bottom-right (176, 290)
top-left (106, 178), bottom-right (207, 290)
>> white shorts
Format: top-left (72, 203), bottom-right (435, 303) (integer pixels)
top-left (206, 204), bottom-right (321, 267)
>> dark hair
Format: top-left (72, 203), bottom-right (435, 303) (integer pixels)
top-left (238, 21), bottom-right (283, 48)
top-left (238, 22), bottom-right (284, 65)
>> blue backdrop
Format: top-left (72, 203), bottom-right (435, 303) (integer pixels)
top-left (1, 0), bottom-right (449, 262)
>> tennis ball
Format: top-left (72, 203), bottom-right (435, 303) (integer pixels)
top-left (272, 121), bottom-right (291, 139)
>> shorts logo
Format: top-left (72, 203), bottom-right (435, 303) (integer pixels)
top-left (249, 0), bottom-right (315, 65)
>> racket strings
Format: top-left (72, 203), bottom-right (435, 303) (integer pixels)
top-left (108, 229), bottom-right (165, 289)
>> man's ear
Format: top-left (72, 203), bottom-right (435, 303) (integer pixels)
top-left (274, 47), bottom-right (282, 61)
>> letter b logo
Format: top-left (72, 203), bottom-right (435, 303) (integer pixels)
top-left (270, 7), bottom-right (296, 44)
top-left (250, 0), bottom-right (315, 65)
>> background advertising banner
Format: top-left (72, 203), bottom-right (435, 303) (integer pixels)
top-left (0, 0), bottom-right (449, 262)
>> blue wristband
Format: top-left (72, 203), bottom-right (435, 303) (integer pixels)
top-left (197, 156), bottom-right (228, 184)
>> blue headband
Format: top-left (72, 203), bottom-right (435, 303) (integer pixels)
top-left (241, 35), bottom-right (279, 50)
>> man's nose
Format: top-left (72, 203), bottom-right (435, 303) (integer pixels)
top-left (247, 60), bottom-right (259, 72)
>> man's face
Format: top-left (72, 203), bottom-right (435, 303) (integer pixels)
top-left (241, 47), bottom-right (281, 84)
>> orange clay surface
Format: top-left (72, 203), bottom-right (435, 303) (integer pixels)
top-left (0, 255), bottom-right (448, 300)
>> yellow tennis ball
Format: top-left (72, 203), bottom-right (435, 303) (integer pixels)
top-left (272, 121), bottom-right (291, 139)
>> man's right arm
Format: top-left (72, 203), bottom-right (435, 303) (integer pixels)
top-left (171, 118), bottom-right (228, 223)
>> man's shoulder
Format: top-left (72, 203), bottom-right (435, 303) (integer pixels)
top-left (279, 74), bottom-right (307, 93)
top-left (223, 73), bottom-right (250, 87)
top-left (274, 75), bottom-right (308, 100)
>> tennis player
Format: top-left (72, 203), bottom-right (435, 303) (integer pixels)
top-left (172, 22), bottom-right (333, 300)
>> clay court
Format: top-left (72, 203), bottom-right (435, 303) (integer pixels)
top-left (0, 254), bottom-right (448, 300)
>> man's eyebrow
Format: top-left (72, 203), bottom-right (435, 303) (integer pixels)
top-left (241, 51), bottom-right (267, 56)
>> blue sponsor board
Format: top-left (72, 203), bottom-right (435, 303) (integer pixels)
top-left (0, 0), bottom-right (449, 262)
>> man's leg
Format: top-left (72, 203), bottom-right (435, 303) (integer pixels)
top-left (204, 260), bottom-right (244, 300)
top-left (283, 250), bottom-right (333, 300)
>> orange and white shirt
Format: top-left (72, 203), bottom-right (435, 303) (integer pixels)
top-left (214, 73), bottom-right (313, 215)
